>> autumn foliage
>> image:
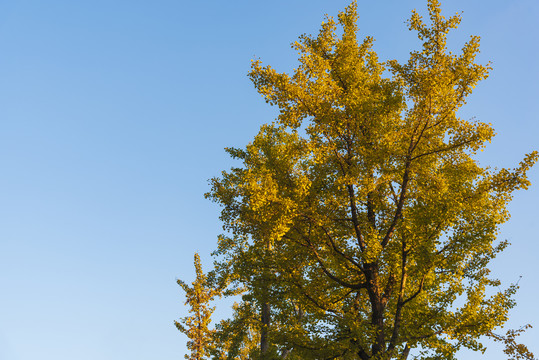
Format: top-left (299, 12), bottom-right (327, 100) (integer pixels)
top-left (176, 1), bottom-right (536, 359)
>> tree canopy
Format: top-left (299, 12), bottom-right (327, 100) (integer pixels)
top-left (177, 1), bottom-right (537, 359)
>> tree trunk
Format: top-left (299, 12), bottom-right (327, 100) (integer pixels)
top-left (260, 302), bottom-right (271, 356)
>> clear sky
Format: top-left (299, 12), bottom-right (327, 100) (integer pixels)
top-left (0, 1), bottom-right (537, 359)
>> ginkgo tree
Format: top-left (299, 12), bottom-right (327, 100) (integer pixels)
top-left (177, 1), bottom-right (537, 359)
top-left (176, 253), bottom-right (220, 360)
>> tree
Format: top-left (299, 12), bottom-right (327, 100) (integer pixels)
top-left (176, 253), bottom-right (219, 360)
top-left (184, 1), bottom-right (538, 359)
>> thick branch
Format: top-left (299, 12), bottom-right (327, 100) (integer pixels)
top-left (310, 243), bottom-right (367, 290)
top-left (347, 184), bottom-right (366, 251)
top-left (387, 241), bottom-right (409, 354)
top-left (292, 227), bottom-right (367, 290)
top-left (381, 160), bottom-right (410, 248)
top-left (320, 224), bottom-right (364, 271)
top-left (411, 138), bottom-right (476, 161)
top-left (402, 271), bottom-right (428, 305)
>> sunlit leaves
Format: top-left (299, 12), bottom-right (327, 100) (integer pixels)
top-left (187, 1), bottom-right (537, 359)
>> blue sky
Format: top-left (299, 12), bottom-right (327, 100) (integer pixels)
top-left (0, 1), bottom-right (537, 359)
